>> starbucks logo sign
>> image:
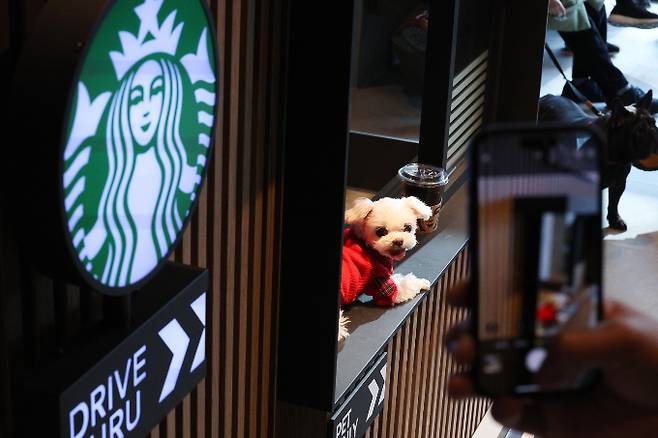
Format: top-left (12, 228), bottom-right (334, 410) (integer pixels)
top-left (61, 0), bottom-right (217, 289)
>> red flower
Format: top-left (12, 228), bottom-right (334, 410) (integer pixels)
top-left (537, 302), bottom-right (558, 324)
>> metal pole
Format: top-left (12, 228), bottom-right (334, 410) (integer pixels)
top-left (418, 0), bottom-right (460, 169)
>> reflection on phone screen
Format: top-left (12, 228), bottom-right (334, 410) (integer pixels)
top-left (476, 130), bottom-right (601, 394)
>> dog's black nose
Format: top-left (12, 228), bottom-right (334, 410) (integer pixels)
top-left (392, 239), bottom-right (403, 247)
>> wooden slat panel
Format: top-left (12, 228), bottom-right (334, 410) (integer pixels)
top-left (364, 248), bottom-right (491, 437)
top-left (407, 309), bottom-right (420, 437)
top-left (419, 290), bottom-right (436, 438)
top-left (207, 0), bottom-right (226, 436)
top-left (410, 299), bottom-right (426, 437)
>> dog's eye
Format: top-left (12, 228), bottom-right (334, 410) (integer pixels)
top-left (375, 227), bottom-right (388, 237)
top-left (403, 224), bottom-right (412, 232)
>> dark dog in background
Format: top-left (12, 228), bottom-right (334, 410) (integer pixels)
top-left (539, 91), bottom-right (658, 231)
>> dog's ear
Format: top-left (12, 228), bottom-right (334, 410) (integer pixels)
top-left (345, 197), bottom-right (374, 225)
top-left (636, 90), bottom-right (653, 111)
top-left (611, 98), bottom-right (629, 117)
top-left (403, 196), bottom-right (432, 220)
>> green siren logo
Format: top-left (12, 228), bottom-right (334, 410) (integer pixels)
top-left (62, 0), bottom-right (216, 289)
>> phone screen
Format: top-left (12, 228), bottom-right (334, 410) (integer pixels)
top-left (472, 126), bottom-right (602, 395)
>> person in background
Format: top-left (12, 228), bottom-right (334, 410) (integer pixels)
top-left (547, 0), bottom-right (658, 113)
top-left (549, 0), bottom-right (620, 53)
top-left (444, 282), bottom-right (658, 438)
top-left (609, 0), bottom-right (658, 29)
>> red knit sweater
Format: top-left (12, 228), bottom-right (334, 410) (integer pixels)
top-left (341, 228), bottom-right (398, 306)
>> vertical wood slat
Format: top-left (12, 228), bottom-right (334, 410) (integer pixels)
top-left (365, 248), bottom-right (491, 437)
top-left (427, 276), bottom-right (444, 438)
top-left (207, 0), bottom-right (225, 435)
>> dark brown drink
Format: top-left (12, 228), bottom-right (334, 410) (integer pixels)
top-left (398, 163), bottom-right (448, 234)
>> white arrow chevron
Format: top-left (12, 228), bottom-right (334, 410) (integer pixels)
top-left (366, 364), bottom-right (387, 421)
top-left (378, 365), bottom-right (386, 405)
top-left (158, 319), bottom-right (190, 403)
top-left (190, 292), bottom-right (206, 372)
top-left (366, 379), bottom-right (379, 421)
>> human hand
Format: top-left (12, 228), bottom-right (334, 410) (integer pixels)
top-left (445, 281), bottom-right (658, 438)
top-left (548, 0), bottom-right (566, 17)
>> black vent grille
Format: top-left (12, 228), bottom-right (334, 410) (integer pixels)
top-left (447, 50), bottom-right (488, 170)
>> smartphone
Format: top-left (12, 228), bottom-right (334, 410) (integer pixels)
top-left (469, 123), bottom-right (604, 396)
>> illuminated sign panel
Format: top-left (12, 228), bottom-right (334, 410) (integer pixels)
top-left (56, 266), bottom-right (207, 438)
top-left (61, 0), bottom-right (217, 292)
top-left (329, 354), bottom-right (387, 438)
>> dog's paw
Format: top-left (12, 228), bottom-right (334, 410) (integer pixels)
top-left (393, 272), bottom-right (430, 304)
top-left (607, 215), bottom-right (628, 231)
top-left (338, 309), bottom-right (350, 341)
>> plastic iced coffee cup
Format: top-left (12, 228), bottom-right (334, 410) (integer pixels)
top-left (398, 163), bottom-right (448, 234)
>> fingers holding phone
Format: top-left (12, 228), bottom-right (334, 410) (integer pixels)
top-left (445, 295), bottom-right (658, 437)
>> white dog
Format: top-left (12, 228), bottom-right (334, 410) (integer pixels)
top-left (338, 196), bottom-right (433, 341)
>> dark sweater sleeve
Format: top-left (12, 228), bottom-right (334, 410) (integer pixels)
top-left (363, 273), bottom-right (398, 306)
